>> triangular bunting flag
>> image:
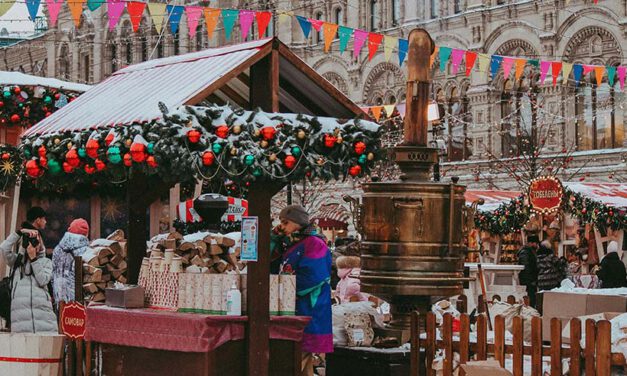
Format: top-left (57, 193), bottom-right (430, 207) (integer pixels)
top-left (607, 66), bottom-right (616, 87)
top-left (204, 8), bottom-right (220, 39)
top-left (489, 55), bottom-right (503, 78)
top-left (384, 36), bottom-right (396, 62)
top-left (514, 58), bottom-right (526, 81)
top-left (67, 0), bottom-right (86, 27)
top-left (239, 10), bottom-right (254, 40)
top-left (108, 0), bottom-right (126, 31)
top-left (322, 23), bottom-right (338, 52)
top-left (594, 66), bottom-right (605, 86)
top-left (398, 39), bottom-right (408, 66)
top-left (0, 0), bottom-right (15, 17)
top-left (367, 33), bottom-right (383, 61)
top-left (25, 0), bottom-right (41, 22)
top-left (371, 106), bottom-right (383, 121)
top-left (256, 11), bottom-right (272, 37)
top-left (127, 2), bottom-right (147, 33)
top-left (583, 65), bottom-right (594, 76)
top-left (338, 26), bottom-right (353, 54)
top-left (501, 57), bottom-right (514, 79)
top-left (477, 54), bottom-right (490, 73)
top-left (148, 3), bottom-right (166, 33)
top-left (165, 5), bottom-right (185, 35)
top-left (430, 45), bottom-right (439, 68)
top-left (46, 0), bottom-right (63, 27)
top-left (539, 61), bottom-right (551, 85)
top-left (359, 106), bottom-right (369, 114)
top-left (396, 103), bottom-right (406, 118)
top-left (296, 16), bottom-right (312, 39)
top-left (450, 49), bottom-right (465, 75)
top-left (309, 18), bottom-right (323, 32)
top-left (573, 64), bottom-right (583, 86)
top-left (277, 11), bottom-right (292, 26)
top-left (439, 46), bottom-right (452, 72)
top-left (353, 29), bottom-right (368, 59)
top-left (184, 6), bottom-right (203, 37)
top-left (551, 62), bottom-right (562, 87)
top-left (87, 0), bottom-right (101, 11)
top-left (221, 9), bottom-right (239, 40)
top-left (527, 59), bottom-right (539, 68)
top-left (562, 63), bottom-right (573, 85)
top-left (465, 51), bottom-right (477, 76)
top-left (618, 66), bottom-right (626, 90)
top-left (383, 105), bottom-right (395, 118)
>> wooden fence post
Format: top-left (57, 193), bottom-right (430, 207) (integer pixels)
top-left (596, 320), bottom-right (611, 376)
top-left (443, 314), bottom-right (453, 376)
top-left (586, 319), bottom-right (597, 376)
top-left (476, 314), bottom-right (487, 361)
top-left (426, 312), bottom-right (436, 376)
top-left (531, 316), bottom-right (542, 376)
top-left (459, 314), bottom-right (470, 376)
top-left (570, 318), bottom-right (582, 376)
top-left (550, 318), bottom-right (562, 376)
top-left (512, 316), bottom-right (523, 376)
top-left (495, 315), bottom-right (505, 367)
top-left (411, 311), bottom-right (420, 376)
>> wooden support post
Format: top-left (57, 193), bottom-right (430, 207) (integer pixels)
top-left (74, 256), bottom-right (83, 302)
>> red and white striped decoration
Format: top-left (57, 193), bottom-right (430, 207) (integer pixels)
top-left (177, 199), bottom-right (202, 223)
top-left (221, 197), bottom-right (249, 222)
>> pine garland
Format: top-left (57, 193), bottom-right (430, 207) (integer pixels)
top-left (0, 144), bottom-right (21, 191)
top-left (0, 85), bottom-right (79, 128)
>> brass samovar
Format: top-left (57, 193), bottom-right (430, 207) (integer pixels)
top-left (360, 29), bottom-right (467, 335)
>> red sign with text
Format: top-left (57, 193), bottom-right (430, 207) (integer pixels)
top-left (60, 302), bottom-right (86, 339)
top-left (528, 177), bottom-right (563, 213)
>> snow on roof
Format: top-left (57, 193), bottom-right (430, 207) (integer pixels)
top-left (24, 39), bottom-right (272, 137)
top-left (465, 190), bottom-right (522, 211)
top-left (0, 71), bottom-right (90, 92)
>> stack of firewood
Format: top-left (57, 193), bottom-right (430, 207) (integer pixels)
top-left (82, 230), bottom-right (128, 302)
top-left (148, 231), bottom-right (243, 273)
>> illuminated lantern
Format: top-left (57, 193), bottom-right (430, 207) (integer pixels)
top-left (84, 165), bottom-right (96, 174)
top-left (202, 151), bottom-right (215, 166)
top-left (130, 142), bottom-right (146, 162)
top-left (284, 155), bottom-right (296, 169)
top-left (146, 156), bottom-right (158, 168)
top-left (95, 159), bottom-right (106, 171)
top-left (216, 125), bottom-right (229, 139)
top-left (86, 139), bottom-right (100, 159)
top-left (261, 127), bottom-right (276, 140)
top-left (354, 141), bottom-right (367, 155)
top-left (187, 129), bottom-right (201, 143)
top-left (349, 165), bottom-right (362, 176)
top-left (324, 134), bottom-right (336, 148)
top-left (65, 149), bottom-right (80, 168)
top-left (25, 160), bottom-right (41, 177)
top-left (123, 153), bottom-right (132, 167)
top-left (37, 146), bottom-right (47, 157)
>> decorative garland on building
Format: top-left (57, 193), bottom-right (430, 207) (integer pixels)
top-left (19, 104), bottom-right (381, 192)
top-left (0, 144), bottom-right (21, 191)
top-left (475, 188), bottom-right (626, 235)
top-left (0, 85), bottom-right (79, 128)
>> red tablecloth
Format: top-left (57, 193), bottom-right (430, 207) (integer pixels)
top-left (85, 305), bottom-right (309, 353)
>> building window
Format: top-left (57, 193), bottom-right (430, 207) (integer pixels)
top-left (454, 0), bottom-right (462, 13)
top-left (314, 12), bottom-right (323, 44)
top-left (157, 39), bottom-right (164, 58)
top-left (576, 81), bottom-right (624, 150)
top-left (110, 44), bottom-right (117, 73)
top-left (141, 35), bottom-right (148, 61)
top-left (430, 0), bottom-right (439, 19)
top-left (58, 44), bottom-right (69, 79)
top-left (439, 87), bottom-right (473, 161)
top-left (334, 7), bottom-right (343, 25)
top-left (391, 0), bottom-right (400, 25)
top-left (174, 32), bottom-right (180, 55)
top-left (500, 77), bottom-right (540, 158)
top-left (370, 0), bottom-right (380, 31)
top-left (83, 55), bottom-right (90, 82)
top-left (125, 37), bottom-right (132, 65)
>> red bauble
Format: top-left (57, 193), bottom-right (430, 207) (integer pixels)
top-left (86, 139), bottom-right (100, 158)
top-left (13, 86), bottom-right (20, 94)
top-left (187, 129), bottom-right (201, 143)
top-left (39, 157), bottom-right (47, 168)
top-left (10, 114), bottom-right (20, 123)
top-left (105, 132), bottom-right (115, 146)
top-left (216, 125), bottom-right (229, 139)
top-left (95, 159), bottom-right (106, 171)
top-left (54, 93), bottom-right (60, 100)
top-left (123, 153), bottom-right (132, 167)
top-left (349, 165), bottom-right (362, 176)
top-left (354, 141), bottom-right (367, 155)
top-left (62, 162), bottom-right (73, 173)
top-left (324, 134), bottom-right (336, 148)
top-left (130, 142), bottom-right (146, 162)
top-left (261, 127), bottom-right (276, 140)
top-left (84, 165), bottom-right (96, 174)
top-left (45, 112), bottom-right (52, 117)
top-left (146, 156), bottom-right (158, 167)
top-left (1, 153), bottom-right (9, 160)
top-left (202, 151), bottom-right (215, 166)
top-left (284, 155), bottom-right (296, 169)
top-left (37, 146), bottom-right (46, 157)
top-left (65, 149), bottom-right (80, 168)
top-left (0, 101), bottom-right (4, 108)
top-left (25, 160), bottom-right (41, 177)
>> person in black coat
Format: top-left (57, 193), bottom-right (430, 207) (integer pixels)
top-left (536, 241), bottom-right (567, 292)
top-left (517, 234), bottom-right (539, 307)
top-left (597, 241), bottom-right (627, 289)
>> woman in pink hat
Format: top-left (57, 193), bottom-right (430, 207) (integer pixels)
top-left (52, 218), bottom-right (90, 306)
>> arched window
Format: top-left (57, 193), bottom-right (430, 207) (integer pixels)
top-left (315, 12), bottom-right (323, 44)
top-left (370, 0), bottom-right (379, 31)
top-left (441, 87), bottom-right (472, 161)
top-left (109, 44), bottom-right (117, 74)
top-left (157, 38), bottom-right (164, 58)
top-left (590, 35), bottom-right (602, 55)
top-left (454, 0), bottom-right (462, 13)
top-left (391, 0), bottom-right (400, 25)
top-left (58, 44), bottom-right (70, 79)
top-left (334, 7), bottom-right (343, 25)
top-left (576, 78), bottom-right (624, 150)
top-left (174, 32), bottom-right (180, 55)
top-left (430, 0), bottom-right (439, 19)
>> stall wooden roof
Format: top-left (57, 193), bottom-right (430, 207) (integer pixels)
top-left (25, 37), bottom-right (365, 137)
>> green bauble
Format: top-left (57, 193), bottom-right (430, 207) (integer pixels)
top-left (18, 103), bottom-right (23, 108)
top-left (24, 149), bottom-right (31, 158)
top-left (244, 155), bottom-right (255, 166)
top-left (147, 143), bottom-right (154, 154)
top-left (291, 146), bottom-right (302, 157)
top-left (107, 146), bottom-right (122, 164)
top-left (47, 159), bottom-right (61, 175)
top-left (3, 91), bottom-right (10, 99)
top-left (78, 148), bottom-right (87, 158)
top-left (252, 168), bottom-right (262, 177)
top-left (43, 96), bottom-right (52, 104)
top-left (358, 154), bottom-right (367, 164)
top-left (212, 143), bottom-right (223, 154)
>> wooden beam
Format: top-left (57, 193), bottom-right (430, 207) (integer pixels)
top-left (250, 40), bottom-right (279, 112)
top-left (206, 94), bottom-right (226, 106)
top-left (237, 72), bottom-right (250, 87)
top-left (219, 84), bottom-right (249, 108)
top-left (279, 76), bottom-right (328, 116)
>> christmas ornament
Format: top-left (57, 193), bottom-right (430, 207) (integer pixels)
top-left (261, 127), bottom-right (276, 140)
top-left (86, 139), bottom-right (100, 158)
top-left (284, 155), bottom-right (296, 169)
top-left (252, 168), bottom-right (262, 177)
top-left (130, 142), bottom-right (147, 162)
top-left (349, 165), bottom-right (361, 176)
top-left (95, 159), bottom-right (106, 171)
top-left (232, 125), bottom-right (242, 134)
top-left (78, 148), bottom-right (87, 158)
top-left (67, 142), bottom-right (73, 150)
top-left (25, 159), bottom-right (41, 177)
top-left (2, 91), bottom-right (10, 99)
top-left (202, 151), bottom-right (215, 166)
top-left (244, 155), bottom-right (255, 166)
top-left (65, 149), bottom-right (80, 168)
top-left (216, 125), bottom-right (229, 139)
top-left (212, 143), bottom-right (223, 154)
top-left (260, 140), bottom-right (269, 148)
top-left (336, 135), bottom-right (343, 144)
top-left (10, 114), bottom-right (19, 123)
top-left (317, 157), bottom-right (325, 166)
top-left (0, 101), bottom-right (4, 108)
top-left (254, 129), bottom-right (261, 137)
top-left (84, 165), bottom-right (96, 174)
top-left (147, 143), bottom-right (154, 154)
top-left (47, 159), bottom-right (61, 175)
top-left (230, 147), bottom-right (238, 156)
top-left (125, 139), bottom-right (132, 147)
top-left (1, 153), bottom-right (9, 160)
top-left (13, 86), bottom-right (20, 95)
top-left (0, 160), bottom-right (15, 176)
top-left (187, 129), bottom-right (201, 143)
top-left (54, 138), bottom-right (61, 145)
top-left (39, 157), bottom-right (47, 167)
top-left (297, 130), bottom-right (306, 139)
top-left (43, 96), bottom-right (52, 105)
top-left (105, 132), bottom-right (114, 146)
top-left (146, 156), bottom-right (158, 168)
top-left (123, 153), bottom-right (132, 167)
top-left (367, 152), bottom-right (375, 161)
top-left (324, 134), bottom-right (336, 148)
top-left (62, 162), bottom-right (73, 173)
top-left (354, 141), bottom-right (367, 155)
top-left (291, 146), bottom-right (302, 157)
top-left (268, 153), bottom-right (277, 162)
top-left (107, 146), bottom-right (122, 164)
top-left (358, 155), bottom-right (367, 164)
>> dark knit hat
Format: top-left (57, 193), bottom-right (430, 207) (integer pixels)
top-left (279, 205), bottom-right (310, 227)
top-left (26, 206), bottom-right (46, 222)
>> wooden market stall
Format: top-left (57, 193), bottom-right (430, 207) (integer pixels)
top-left (20, 37), bottom-right (376, 376)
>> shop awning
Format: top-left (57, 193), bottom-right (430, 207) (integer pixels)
top-left (0, 71), bottom-right (91, 92)
top-left (313, 204), bottom-right (351, 228)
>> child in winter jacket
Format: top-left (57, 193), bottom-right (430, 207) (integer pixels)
top-left (336, 256), bottom-right (368, 303)
top-left (52, 219), bottom-right (91, 306)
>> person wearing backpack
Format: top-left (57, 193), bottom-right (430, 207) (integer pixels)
top-left (536, 240), bottom-right (567, 292)
top-left (0, 207), bottom-right (56, 333)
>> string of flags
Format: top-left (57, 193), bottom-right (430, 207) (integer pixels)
top-left (360, 103), bottom-right (405, 122)
top-left (9, 1), bottom-right (623, 90)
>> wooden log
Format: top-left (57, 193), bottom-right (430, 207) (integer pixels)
top-left (551, 318), bottom-right (563, 376)
top-left (194, 240), bottom-right (207, 254)
top-left (82, 249), bottom-right (101, 267)
top-left (531, 316), bottom-right (543, 376)
top-left (596, 320), bottom-right (611, 376)
top-left (118, 241), bottom-right (127, 257)
top-left (191, 255), bottom-right (206, 267)
top-left (179, 241), bottom-right (196, 252)
top-left (214, 259), bottom-right (228, 273)
top-left (202, 234), bottom-right (213, 243)
top-left (512, 316), bottom-right (523, 376)
top-left (83, 264), bottom-right (99, 274)
top-left (443, 313), bottom-right (453, 376)
top-left (92, 240), bottom-right (121, 256)
top-left (110, 254), bottom-right (123, 266)
top-left (95, 283), bottom-right (107, 290)
top-left (84, 269), bottom-right (102, 282)
top-left (111, 269), bottom-right (124, 280)
top-left (83, 283), bottom-right (98, 294)
top-left (90, 292), bottom-right (105, 302)
top-left (233, 246), bottom-right (241, 257)
top-left (214, 235), bottom-right (235, 247)
top-left (117, 260), bottom-right (127, 271)
top-left (117, 275), bottom-right (127, 284)
top-left (106, 229), bottom-right (125, 242)
top-left (209, 242), bottom-right (224, 256)
top-left (570, 318), bottom-right (582, 376)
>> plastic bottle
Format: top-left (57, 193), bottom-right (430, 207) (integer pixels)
top-left (226, 283), bottom-right (241, 316)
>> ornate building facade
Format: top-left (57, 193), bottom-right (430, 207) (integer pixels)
top-left (2, 0), bottom-right (626, 189)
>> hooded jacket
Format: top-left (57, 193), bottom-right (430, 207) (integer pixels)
top-left (598, 252), bottom-right (627, 289)
top-left (52, 232), bottom-right (91, 305)
top-left (536, 244), bottom-right (566, 291)
top-left (0, 230), bottom-right (57, 333)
